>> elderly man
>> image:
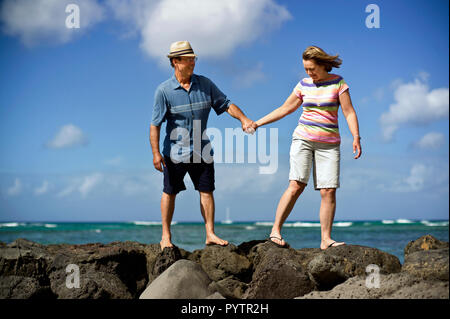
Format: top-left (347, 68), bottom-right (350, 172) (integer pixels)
top-left (150, 41), bottom-right (254, 250)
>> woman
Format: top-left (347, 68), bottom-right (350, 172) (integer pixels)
top-left (252, 46), bottom-right (362, 250)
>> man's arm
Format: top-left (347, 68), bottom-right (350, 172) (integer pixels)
top-left (150, 124), bottom-right (165, 172)
top-left (226, 103), bottom-right (254, 132)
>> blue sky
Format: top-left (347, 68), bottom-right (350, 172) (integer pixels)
top-left (0, 0), bottom-right (448, 222)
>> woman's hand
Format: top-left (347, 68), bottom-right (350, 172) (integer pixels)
top-left (353, 136), bottom-right (362, 159)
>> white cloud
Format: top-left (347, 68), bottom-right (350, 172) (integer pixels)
top-left (104, 156), bottom-right (123, 166)
top-left (107, 0), bottom-right (291, 62)
top-left (57, 173), bottom-right (103, 198)
top-left (79, 173), bottom-right (103, 198)
top-left (34, 180), bottom-right (49, 195)
top-left (381, 163), bottom-right (433, 193)
top-left (7, 178), bottom-right (22, 196)
top-left (46, 124), bottom-right (88, 149)
top-left (380, 76), bottom-right (449, 141)
top-left (0, 0), bottom-right (104, 47)
top-left (233, 62), bottom-right (266, 88)
top-left (414, 132), bottom-right (445, 150)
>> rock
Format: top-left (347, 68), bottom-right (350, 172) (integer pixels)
top-left (307, 245), bottom-right (401, 290)
top-left (188, 244), bottom-right (252, 282)
top-left (0, 239), bottom-right (149, 299)
top-left (47, 241), bottom-right (149, 299)
top-left (404, 234), bottom-right (449, 256)
top-left (243, 242), bottom-right (314, 299)
top-left (205, 291), bottom-right (226, 299)
top-left (1, 235), bottom-right (448, 299)
top-left (0, 239), bottom-right (55, 298)
top-left (209, 276), bottom-right (248, 299)
top-left (0, 275), bottom-right (55, 299)
top-left (139, 259), bottom-right (215, 299)
top-left (297, 272), bottom-right (449, 299)
top-left (402, 248), bottom-right (449, 281)
top-left (149, 246), bottom-right (182, 283)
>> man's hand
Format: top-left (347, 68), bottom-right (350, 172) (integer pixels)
top-left (153, 152), bottom-right (166, 172)
top-left (241, 117), bottom-right (256, 134)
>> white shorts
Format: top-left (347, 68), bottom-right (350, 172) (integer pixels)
top-left (288, 137), bottom-right (340, 190)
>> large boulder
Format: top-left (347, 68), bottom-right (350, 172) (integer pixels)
top-left (139, 259), bottom-right (215, 299)
top-left (47, 241), bottom-right (149, 299)
top-left (242, 241), bottom-right (315, 299)
top-left (298, 272), bottom-right (449, 299)
top-left (404, 234), bottom-right (449, 255)
top-left (0, 239), bottom-right (56, 298)
top-left (0, 239), bottom-right (150, 299)
top-left (402, 235), bottom-right (449, 281)
top-left (307, 245), bottom-right (402, 290)
top-left (188, 244), bottom-right (252, 282)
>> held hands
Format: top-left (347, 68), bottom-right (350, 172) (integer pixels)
top-left (242, 118), bottom-right (259, 135)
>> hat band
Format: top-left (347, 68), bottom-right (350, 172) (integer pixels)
top-left (170, 48), bottom-right (194, 56)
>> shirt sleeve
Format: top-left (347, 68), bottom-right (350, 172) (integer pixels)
top-left (293, 81), bottom-right (303, 99)
top-left (338, 77), bottom-right (349, 95)
top-left (151, 87), bottom-right (168, 126)
top-left (209, 79), bottom-right (231, 116)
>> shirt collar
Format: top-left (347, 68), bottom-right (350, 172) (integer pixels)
top-left (170, 73), bottom-right (197, 90)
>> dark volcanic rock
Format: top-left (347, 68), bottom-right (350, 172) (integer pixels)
top-left (402, 235), bottom-right (449, 281)
top-left (404, 234), bottom-right (449, 256)
top-left (47, 241), bottom-right (149, 299)
top-left (188, 244), bottom-right (252, 282)
top-left (1, 234), bottom-right (448, 299)
top-left (307, 245), bottom-right (402, 290)
top-left (243, 241), bottom-right (314, 299)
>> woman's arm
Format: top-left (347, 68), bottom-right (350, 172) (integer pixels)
top-left (254, 92), bottom-right (302, 128)
top-left (339, 90), bottom-right (362, 159)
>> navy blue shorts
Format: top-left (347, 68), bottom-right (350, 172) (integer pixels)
top-left (163, 156), bottom-right (215, 195)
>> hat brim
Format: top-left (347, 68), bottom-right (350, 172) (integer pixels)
top-left (167, 53), bottom-right (197, 58)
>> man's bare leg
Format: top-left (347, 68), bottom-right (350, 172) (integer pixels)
top-left (270, 180), bottom-right (306, 246)
top-left (199, 191), bottom-right (228, 246)
top-left (319, 188), bottom-right (344, 249)
top-left (160, 192), bottom-right (176, 250)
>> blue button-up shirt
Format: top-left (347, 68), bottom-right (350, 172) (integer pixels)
top-left (151, 74), bottom-right (231, 162)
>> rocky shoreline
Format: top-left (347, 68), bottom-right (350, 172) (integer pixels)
top-left (0, 234), bottom-right (448, 299)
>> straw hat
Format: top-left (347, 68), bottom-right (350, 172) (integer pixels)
top-left (167, 41), bottom-right (197, 58)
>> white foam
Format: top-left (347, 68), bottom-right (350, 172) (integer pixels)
top-left (133, 221), bottom-right (177, 226)
top-left (421, 220), bottom-right (449, 227)
top-left (285, 222), bottom-right (321, 227)
top-left (0, 222), bottom-right (20, 227)
top-left (334, 222), bottom-right (353, 227)
top-left (382, 220), bottom-right (395, 224)
top-left (44, 224), bottom-right (57, 228)
top-left (396, 219), bottom-right (414, 224)
top-left (254, 222), bottom-right (274, 226)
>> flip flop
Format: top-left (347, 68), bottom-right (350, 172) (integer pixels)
top-left (267, 236), bottom-right (289, 248)
top-left (321, 241), bottom-right (345, 250)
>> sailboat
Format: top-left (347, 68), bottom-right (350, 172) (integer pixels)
top-left (222, 207), bottom-right (232, 224)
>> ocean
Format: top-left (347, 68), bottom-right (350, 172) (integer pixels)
top-left (1, 219), bottom-right (448, 264)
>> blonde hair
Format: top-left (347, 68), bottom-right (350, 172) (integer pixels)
top-left (302, 46), bottom-right (342, 72)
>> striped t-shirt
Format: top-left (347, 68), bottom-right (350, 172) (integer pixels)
top-left (293, 74), bottom-right (349, 144)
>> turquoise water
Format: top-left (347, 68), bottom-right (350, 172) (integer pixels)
top-left (1, 219), bottom-right (448, 264)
